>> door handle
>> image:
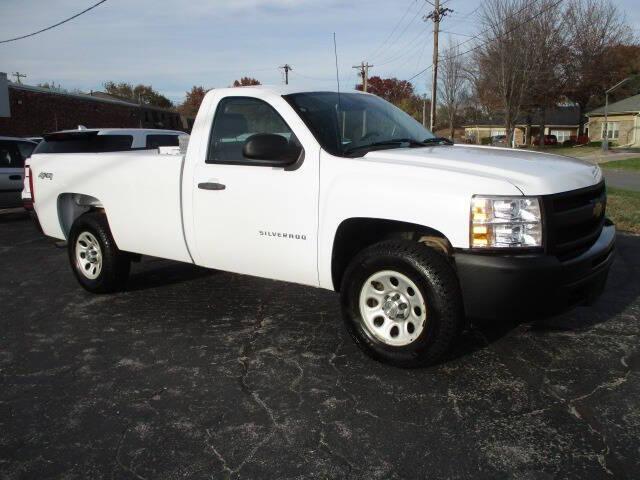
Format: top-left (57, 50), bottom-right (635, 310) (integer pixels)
top-left (198, 182), bottom-right (226, 191)
top-left (9, 175), bottom-right (22, 180)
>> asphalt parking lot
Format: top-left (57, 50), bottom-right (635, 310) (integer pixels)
top-left (1, 210), bottom-right (639, 480)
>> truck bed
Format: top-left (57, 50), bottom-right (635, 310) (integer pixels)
top-left (30, 150), bottom-right (192, 263)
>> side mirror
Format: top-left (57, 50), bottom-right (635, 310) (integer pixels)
top-left (242, 133), bottom-right (301, 167)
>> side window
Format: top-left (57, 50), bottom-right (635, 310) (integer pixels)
top-left (146, 134), bottom-right (179, 149)
top-left (206, 97), bottom-right (300, 164)
top-left (0, 141), bottom-right (26, 168)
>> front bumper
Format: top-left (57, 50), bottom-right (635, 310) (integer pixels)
top-left (454, 223), bottom-right (615, 319)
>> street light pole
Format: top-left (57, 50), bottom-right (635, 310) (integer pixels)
top-left (603, 76), bottom-right (634, 151)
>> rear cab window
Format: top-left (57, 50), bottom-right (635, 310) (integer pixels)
top-left (145, 134), bottom-right (180, 149)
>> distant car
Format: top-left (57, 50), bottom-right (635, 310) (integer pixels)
top-left (532, 134), bottom-right (558, 146)
top-left (490, 135), bottom-right (508, 146)
top-left (0, 137), bottom-right (37, 208)
top-left (32, 128), bottom-right (186, 155)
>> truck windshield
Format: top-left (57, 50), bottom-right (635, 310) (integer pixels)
top-left (283, 92), bottom-right (437, 157)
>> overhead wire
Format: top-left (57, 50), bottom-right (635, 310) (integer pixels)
top-left (406, 0), bottom-right (565, 82)
top-left (0, 0), bottom-right (108, 44)
top-left (365, 0), bottom-right (419, 60)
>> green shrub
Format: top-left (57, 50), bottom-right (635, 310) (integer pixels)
top-left (480, 137), bottom-right (492, 145)
top-left (589, 140), bottom-right (618, 148)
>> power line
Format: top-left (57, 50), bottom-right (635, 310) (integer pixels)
top-left (0, 0), bottom-right (107, 44)
top-left (370, 5), bottom-right (424, 63)
top-left (407, 0), bottom-right (565, 83)
top-left (439, 29), bottom-right (477, 38)
top-left (366, 0), bottom-right (418, 60)
top-left (375, 26), bottom-right (430, 67)
top-left (435, 0), bottom-right (544, 58)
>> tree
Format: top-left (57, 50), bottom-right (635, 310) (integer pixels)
top-left (438, 40), bottom-right (469, 139)
top-left (474, 0), bottom-right (542, 145)
top-left (177, 86), bottom-right (209, 118)
top-left (520, 0), bottom-right (568, 145)
top-left (103, 81), bottom-right (173, 109)
top-left (357, 76), bottom-right (424, 121)
top-left (232, 77), bottom-right (261, 87)
top-left (563, 0), bottom-right (634, 133)
top-left (358, 76), bottom-right (414, 104)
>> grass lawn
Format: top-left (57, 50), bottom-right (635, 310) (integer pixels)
top-left (607, 187), bottom-right (640, 234)
top-left (600, 158), bottom-right (640, 172)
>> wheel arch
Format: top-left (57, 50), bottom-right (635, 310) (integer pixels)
top-left (57, 193), bottom-right (104, 239)
top-left (330, 217), bottom-right (454, 292)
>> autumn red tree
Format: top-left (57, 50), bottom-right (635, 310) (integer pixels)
top-left (357, 76), bottom-right (415, 104)
top-left (232, 77), bottom-right (261, 87)
top-left (177, 86), bottom-right (209, 118)
top-left (357, 76), bottom-right (424, 121)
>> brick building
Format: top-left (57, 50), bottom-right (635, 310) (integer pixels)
top-left (0, 81), bottom-right (190, 137)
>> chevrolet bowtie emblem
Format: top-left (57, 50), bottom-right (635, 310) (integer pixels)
top-left (593, 201), bottom-right (603, 218)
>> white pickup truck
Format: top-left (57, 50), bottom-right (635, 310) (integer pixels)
top-left (24, 86), bottom-right (614, 367)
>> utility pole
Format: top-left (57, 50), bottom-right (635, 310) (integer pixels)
top-left (352, 61), bottom-right (373, 92)
top-left (12, 72), bottom-right (26, 84)
top-left (279, 64), bottom-right (292, 85)
top-left (422, 93), bottom-right (427, 127)
top-left (424, 0), bottom-right (452, 132)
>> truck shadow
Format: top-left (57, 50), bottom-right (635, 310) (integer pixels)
top-left (447, 232), bottom-right (640, 363)
top-left (126, 259), bottom-right (216, 292)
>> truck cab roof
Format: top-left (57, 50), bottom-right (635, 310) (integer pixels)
top-left (36, 128), bottom-right (187, 154)
top-left (210, 85), bottom-right (363, 97)
top-left (49, 128), bottom-right (185, 137)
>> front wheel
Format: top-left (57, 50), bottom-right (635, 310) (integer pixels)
top-left (68, 212), bottom-right (130, 293)
top-left (340, 240), bottom-right (464, 368)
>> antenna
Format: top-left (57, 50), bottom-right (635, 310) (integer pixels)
top-left (333, 33), bottom-right (340, 94)
top-left (333, 32), bottom-right (343, 144)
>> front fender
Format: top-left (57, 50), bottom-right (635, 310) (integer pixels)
top-left (317, 152), bottom-right (521, 289)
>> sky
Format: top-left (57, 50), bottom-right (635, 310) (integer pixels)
top-left (1, 0), bottom-right (639, 104)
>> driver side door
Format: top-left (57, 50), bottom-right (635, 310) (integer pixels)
top-left (190, 95), bottom-right (320, 287)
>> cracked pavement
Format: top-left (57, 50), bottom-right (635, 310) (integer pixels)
top-left (1, 210), bottom-right (639, 479)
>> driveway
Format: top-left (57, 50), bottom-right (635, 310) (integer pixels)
top-left (1, 211), bottom-right (639, 479)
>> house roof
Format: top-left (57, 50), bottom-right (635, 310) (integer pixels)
top-left (586, 93), bottom-right (640, 116)
top-left (463, 106), bottom-right (581, 127)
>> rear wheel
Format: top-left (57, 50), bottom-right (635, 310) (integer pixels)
top-left (340, 240), bottom-right (464, 368)
top-left (68, 212), bottom-right (130, 293)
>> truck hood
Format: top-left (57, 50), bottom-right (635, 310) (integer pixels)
top-left (363, 144), bottom-right (602, 195)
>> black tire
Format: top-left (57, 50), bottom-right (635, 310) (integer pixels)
top-left (68, 212), bottom-right (130, 293)
top-left (340, 240), bottom-right (464, 368)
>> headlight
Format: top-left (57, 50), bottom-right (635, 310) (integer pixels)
top-left (470, 196), bottom-right (542, 248)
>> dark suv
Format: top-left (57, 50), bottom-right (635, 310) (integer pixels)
top-left (0, 137), bottom-right (37, 208)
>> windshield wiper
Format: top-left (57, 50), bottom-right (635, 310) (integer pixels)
top-left (421, 136), bottom-right (454, 145)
